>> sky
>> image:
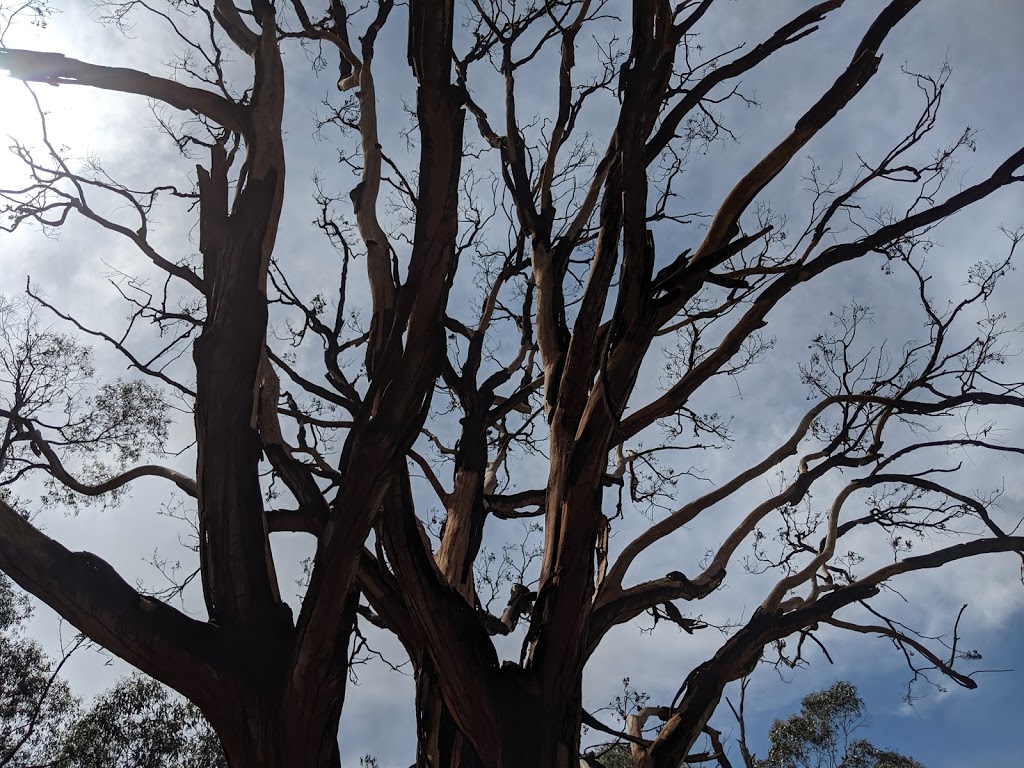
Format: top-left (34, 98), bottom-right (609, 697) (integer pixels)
top-left (1, 1), bottom-right (1023, 766)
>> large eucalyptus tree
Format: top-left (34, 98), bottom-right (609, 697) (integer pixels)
top-left (1, 1), bottom-right (1022, 766)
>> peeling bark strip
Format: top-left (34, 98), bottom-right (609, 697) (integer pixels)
top-left (2, 1), bottom-right (1024, 766)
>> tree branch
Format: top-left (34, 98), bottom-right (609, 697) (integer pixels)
top-left (0, 48), bottom-right (248, 134)
top-left (0, 497), bottom-right (221, 706)
top-left (17, 417), bottom-right (197, 498)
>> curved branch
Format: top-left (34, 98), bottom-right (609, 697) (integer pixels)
top-left (213, 0), bottom-right (259, 56)
top-left (267, 348), bottom-right (356, 411)
top-left (823, 615), bottom-right (977, 689)
top-left (687, 0), bottom-right (920, 271)
top-left (355, 545), bottom-right (420, 654)
top-left (855, 535), bottom-right (1024, 589)
top-left (646, 0), bottom-right (847, 164)
top-left (11, 416), bottom-right (197, 498)
top-left (642, 533), bottom-right (1024, 766)
top-left (258, 355), bottom-right (333, 524)
top-left (601, 395), bottom-right (842, 599)
top-left (408, 447), bottom-right (450, 504)
top-left (71, 200), bottom-right (205, 295)
top-left (626, 141), bottom-right (1024, 440)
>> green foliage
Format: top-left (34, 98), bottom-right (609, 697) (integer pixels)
top-left (0, 570), bottom-right (30, 630)
top-left (56, 675), bottom-right (226, 768)
top-left (0, 575), bottom-right (225, 768)
top-left (0, 296), bottom-right (172, 512)
top-left (593, 742), bottom-right (634, 768)
top-left (0, 296), bottom-right (95, 421)
top-left (64, 378), bottom-right (172, 466)
top-left (0, 574), bottom-right (78, 767)
top-left (758, 682), bottom-right (923, 768)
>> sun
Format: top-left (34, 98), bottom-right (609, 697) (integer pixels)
top-left (0, 1), bottom-right (78, 176)
top-left (0, 70), bottom-right (43, 137)
top-left (0, 62), bottom-right (110, 200)
top-left (0, 65), bottom-right (79, 198)
top-left (0, 12), bottom-right (49, 180)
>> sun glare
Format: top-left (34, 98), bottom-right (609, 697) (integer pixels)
top-left (0, 73), bottom-right (41, 140)
top-left (0, 62), bottom-right (109, 192)
top-left (0, 22), bottom-right (45, 179)
top-left (0, 1), bottom-right (65, 178)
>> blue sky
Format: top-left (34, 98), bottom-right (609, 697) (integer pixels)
top-left (1, 1), bottom-right (1023, 766)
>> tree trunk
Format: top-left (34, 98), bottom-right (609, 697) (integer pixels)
top-left (496, 696), bottom-right (582, 768)
top-left (212, 693), bottom-right (343, 768)
top-left (532, 687), bottom-right (585, 768)
top-left (415, 671), bottom-right (485, 768)
top-left (417, 662), bottom-right (585, 768)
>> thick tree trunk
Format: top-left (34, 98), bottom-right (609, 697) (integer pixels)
top-left (415, 672), bottom-right (485, 768)
top-left (416, 662), bottom-right (584, 768)
top-left (212, 693), bottom-right (343, 768)
top-left (533, 687), bottom-right (585, 768)
top-left (496, 695), bottom-right (583, 768)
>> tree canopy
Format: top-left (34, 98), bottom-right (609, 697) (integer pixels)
top-left (1, 573), bottom-right (226, 768)
top-left (1, 573), bottom-right (78, 767)
top-left (590, 681), bottom-right (923, 768)
top-left (0, 1), bottom-right (1022, 766)
top-left (758, 682), bottom-right (922, 768)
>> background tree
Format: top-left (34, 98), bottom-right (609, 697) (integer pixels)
top-left (1, 573), bottom-right (226, 768)
top-left (57, 674), bottom-right (227, 768)
top-left (1, 1), bottom-right (1023, 767)
top-left (0, 573), bottom-right (78, 767)
top-left (586, 681), bottom-right (923, 768)
top-left (757, 682), bottom-right (922, 768)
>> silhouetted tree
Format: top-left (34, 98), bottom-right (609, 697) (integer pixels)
top-left (58, 674), bottom-right (226, 768)
top-left (586, 681), bottom-right (923, 768)
top-left (1, 1), bottom-right (1023, 766)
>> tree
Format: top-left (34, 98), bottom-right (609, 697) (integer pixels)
top-left (1, 573), bottom-right (226, 767)
top-left (588, 682), bottom-right (923, 768)
top-left (758, 682), bottom-right (921, 768)
top-left (0, 0), bottom-right (1022, 766)
top-left (57, 674), bottom-right (227, 768)
top-left (0, 573), bottom-right (78, 767)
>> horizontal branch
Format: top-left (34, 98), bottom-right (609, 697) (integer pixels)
top-left (854, 535), bottom-right (1024, 589)
top-left (589, 570), bottom-right (724, 651)
top-left (0, 48), bottom-right (248, 134)
top-left (3, 414), bottom-right (196, 498)
top-left (265, 507), bottom-right (324, 535)
top-left (487, 488), bottom-right (546, 517)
